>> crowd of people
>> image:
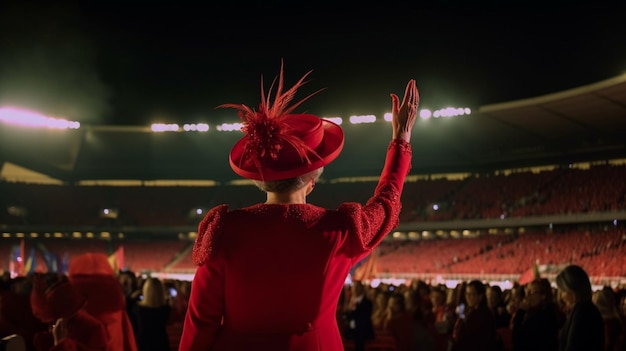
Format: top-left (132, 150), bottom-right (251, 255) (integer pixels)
top-left (340, 266), bottom-right (626, 351)
top-left (1, 261), bottom-right (624, 350)
top-left (0, 252), bottom-right (190, 351)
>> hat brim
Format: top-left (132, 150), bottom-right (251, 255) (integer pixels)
top-left (229, 118), bottom-right (344, 181)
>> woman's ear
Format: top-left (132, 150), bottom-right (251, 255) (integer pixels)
top-left (306, 178), bottom-right (315, 195)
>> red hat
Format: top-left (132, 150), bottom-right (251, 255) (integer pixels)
top-left (45, 280), bottom-right (86, 321)
top-left (68, 252), bottom-right (115, 276)
top-left (220, 64), bottom-right (344, 181)
top-left (31, 278), bottom-right (86, 323)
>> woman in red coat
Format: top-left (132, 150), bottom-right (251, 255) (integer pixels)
top-left (178, 63), bottom-right (419, 351)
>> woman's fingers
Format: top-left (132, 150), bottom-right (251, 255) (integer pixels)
top-left (390, 93), bottom-right (400, 114)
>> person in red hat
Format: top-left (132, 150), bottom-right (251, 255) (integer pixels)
top-left (179, 64), bottom-right (419, 351)
top-left (30, 275), bottom-right (108, 351)
top-left (67, 253), bottom-right (137, 351)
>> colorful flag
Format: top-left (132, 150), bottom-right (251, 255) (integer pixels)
top-left (10, 244), bottom-right (24, 277)
top-left (23, 247), bottom-right (36, 275)
top-left (42, 251), bottom-right (59, 273)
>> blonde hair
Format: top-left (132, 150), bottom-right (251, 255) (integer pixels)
top-left (140, 277), bottom-right (166, 308)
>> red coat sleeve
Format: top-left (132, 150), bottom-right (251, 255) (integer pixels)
top-left (338, 139), bottom-right (412, 260)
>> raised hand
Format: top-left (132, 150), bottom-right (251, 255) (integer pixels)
top-left (390, 79), bottom-right (419, 142)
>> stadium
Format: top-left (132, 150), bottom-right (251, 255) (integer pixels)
top-left (1, 72), bottom-right (626, 289)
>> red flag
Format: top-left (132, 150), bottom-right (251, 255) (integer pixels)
top-left (518, 263), bottom-right (540, 285)
top-left (19, 239), bottom-right (25, 276)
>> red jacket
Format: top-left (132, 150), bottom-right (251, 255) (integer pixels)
top-left (179, 139), bottom-right (412, 351)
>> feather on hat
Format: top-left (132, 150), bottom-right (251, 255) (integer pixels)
top-left (220, 62), bottom-right (344, 181)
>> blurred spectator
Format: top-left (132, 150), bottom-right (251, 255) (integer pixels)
top-left (68, 253), bottom-right (137, 351)
top-left (30, 275), bottom-right (107, 351)
top-left (382, 292), bottom-right (415, 351)
top-left (451, 280), bottom-right (498, 351)
top-left (117, 271), bottom-right (141, 336)
top-left (1, 275), bottom-right (47, 351)
top-left (343, 281), bottom-right (375, 351)
top-left (131, 277), bottom-right (170, 351)
top-left (592, 287), bottom-right (624, 351)
top-left (511, 278), bottom-right (561, 351)
top-left (556, 264), bottom-right (605, 351)
top-left (428, 285), bottom-right (455, 351)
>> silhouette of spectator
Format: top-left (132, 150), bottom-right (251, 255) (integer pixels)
top-left (511, 278), bottom-right (561, 351)
top-left (30, 275), bottom-right (107, 351)
top-left (131, 277), bottom-right (170, 351)
top-left (451, 280), bottom-right (498, 351)
top-left (344, 281), bottom-right (375, 351)
top-left (117, 271), bottom-right (140, 337)
top-left (592, 287), bottom-right (624, 351)
top-left (68, 253), bottom-right (137, 351)
top-left (556, 264), bottom-right (605, 351)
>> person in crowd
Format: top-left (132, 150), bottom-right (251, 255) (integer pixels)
top-left (404, 286), bottom-right (435, 351)
top-left (556, 264), bottom-right (605, 351)
top-left (1, 275), bottom-right (47, 351)
top-left (511, 278), bottom-right (561, 351)
top-left (507, 283), bottom-right (526, 319)
top-left (131, 277), bottom-right (170, 351)
top-left (344, 281), bottom-right (376, 351)
top-left (428, 285), bottom-right (455, 351)
top-left (488, 285), bottom-right (512, 329)
top-left (68, 253), bottom-right (137, 351)
top-left (451, 279), bottom-right (498, 351)
top-left (178, 64), bottom-right (418, 350)
top-left (592, 287), bottom-right (624, 351)
top-left (371, 289), bottom-right (391, 331)
top-left (169, 280), bottom-right (191, 324)
top-left (488, 284), bottom-right (513, 351)
top-left (117, 271), bottom-right (141, 336)
top-left (30, 275), bottom-right (107, 351)
top-left (382, 292), bottom-right (415, 351)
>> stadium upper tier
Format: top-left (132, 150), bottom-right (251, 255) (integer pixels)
top-left (1, 163), bottom-right (625, 236)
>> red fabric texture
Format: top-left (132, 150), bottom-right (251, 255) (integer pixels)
top-left (68, 253), bottom-right (138, 351)
top-left (179, 139), bottom-right (411, 351)
top-left (33, 310), bottom-right (108, 351)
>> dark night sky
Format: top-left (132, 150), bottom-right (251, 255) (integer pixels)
top-left (0, 1), bottom-right (625, 126)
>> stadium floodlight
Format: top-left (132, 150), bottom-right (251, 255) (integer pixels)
top-left (151, 123), bottom-right (180, 132)
top-left (183, 123), bottom-right (209, 132)
top-left (348, 114), bottom-right (376, 124)
top-left (432, 107), bottom-right (471, 118)
top-left (216, 122), bottom-right (243, 132)
top-left (322, 117), bottom-right (342, 125)
top-left (0, 106), bottom-right (80, 129)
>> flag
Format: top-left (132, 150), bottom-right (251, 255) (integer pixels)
top-left (42, 251), bottom-right (60, 273)
top-left (10, 244), bottom-right (24, 277)
top-left (352, 247), bottom-right (379, 281)
top-left (23, 247), bottom-right (36, 275)
top-left (19, 239), bottom-right (25, 275)
top-left (108, 245), bottom-right (124, 272)
top-left (518, 263), bottom-right (540, 285)
top-left (61, 252), bottom-right (70, 274)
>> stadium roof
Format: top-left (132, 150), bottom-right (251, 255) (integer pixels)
top-left (1, 73), bottom-right (626, 184)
